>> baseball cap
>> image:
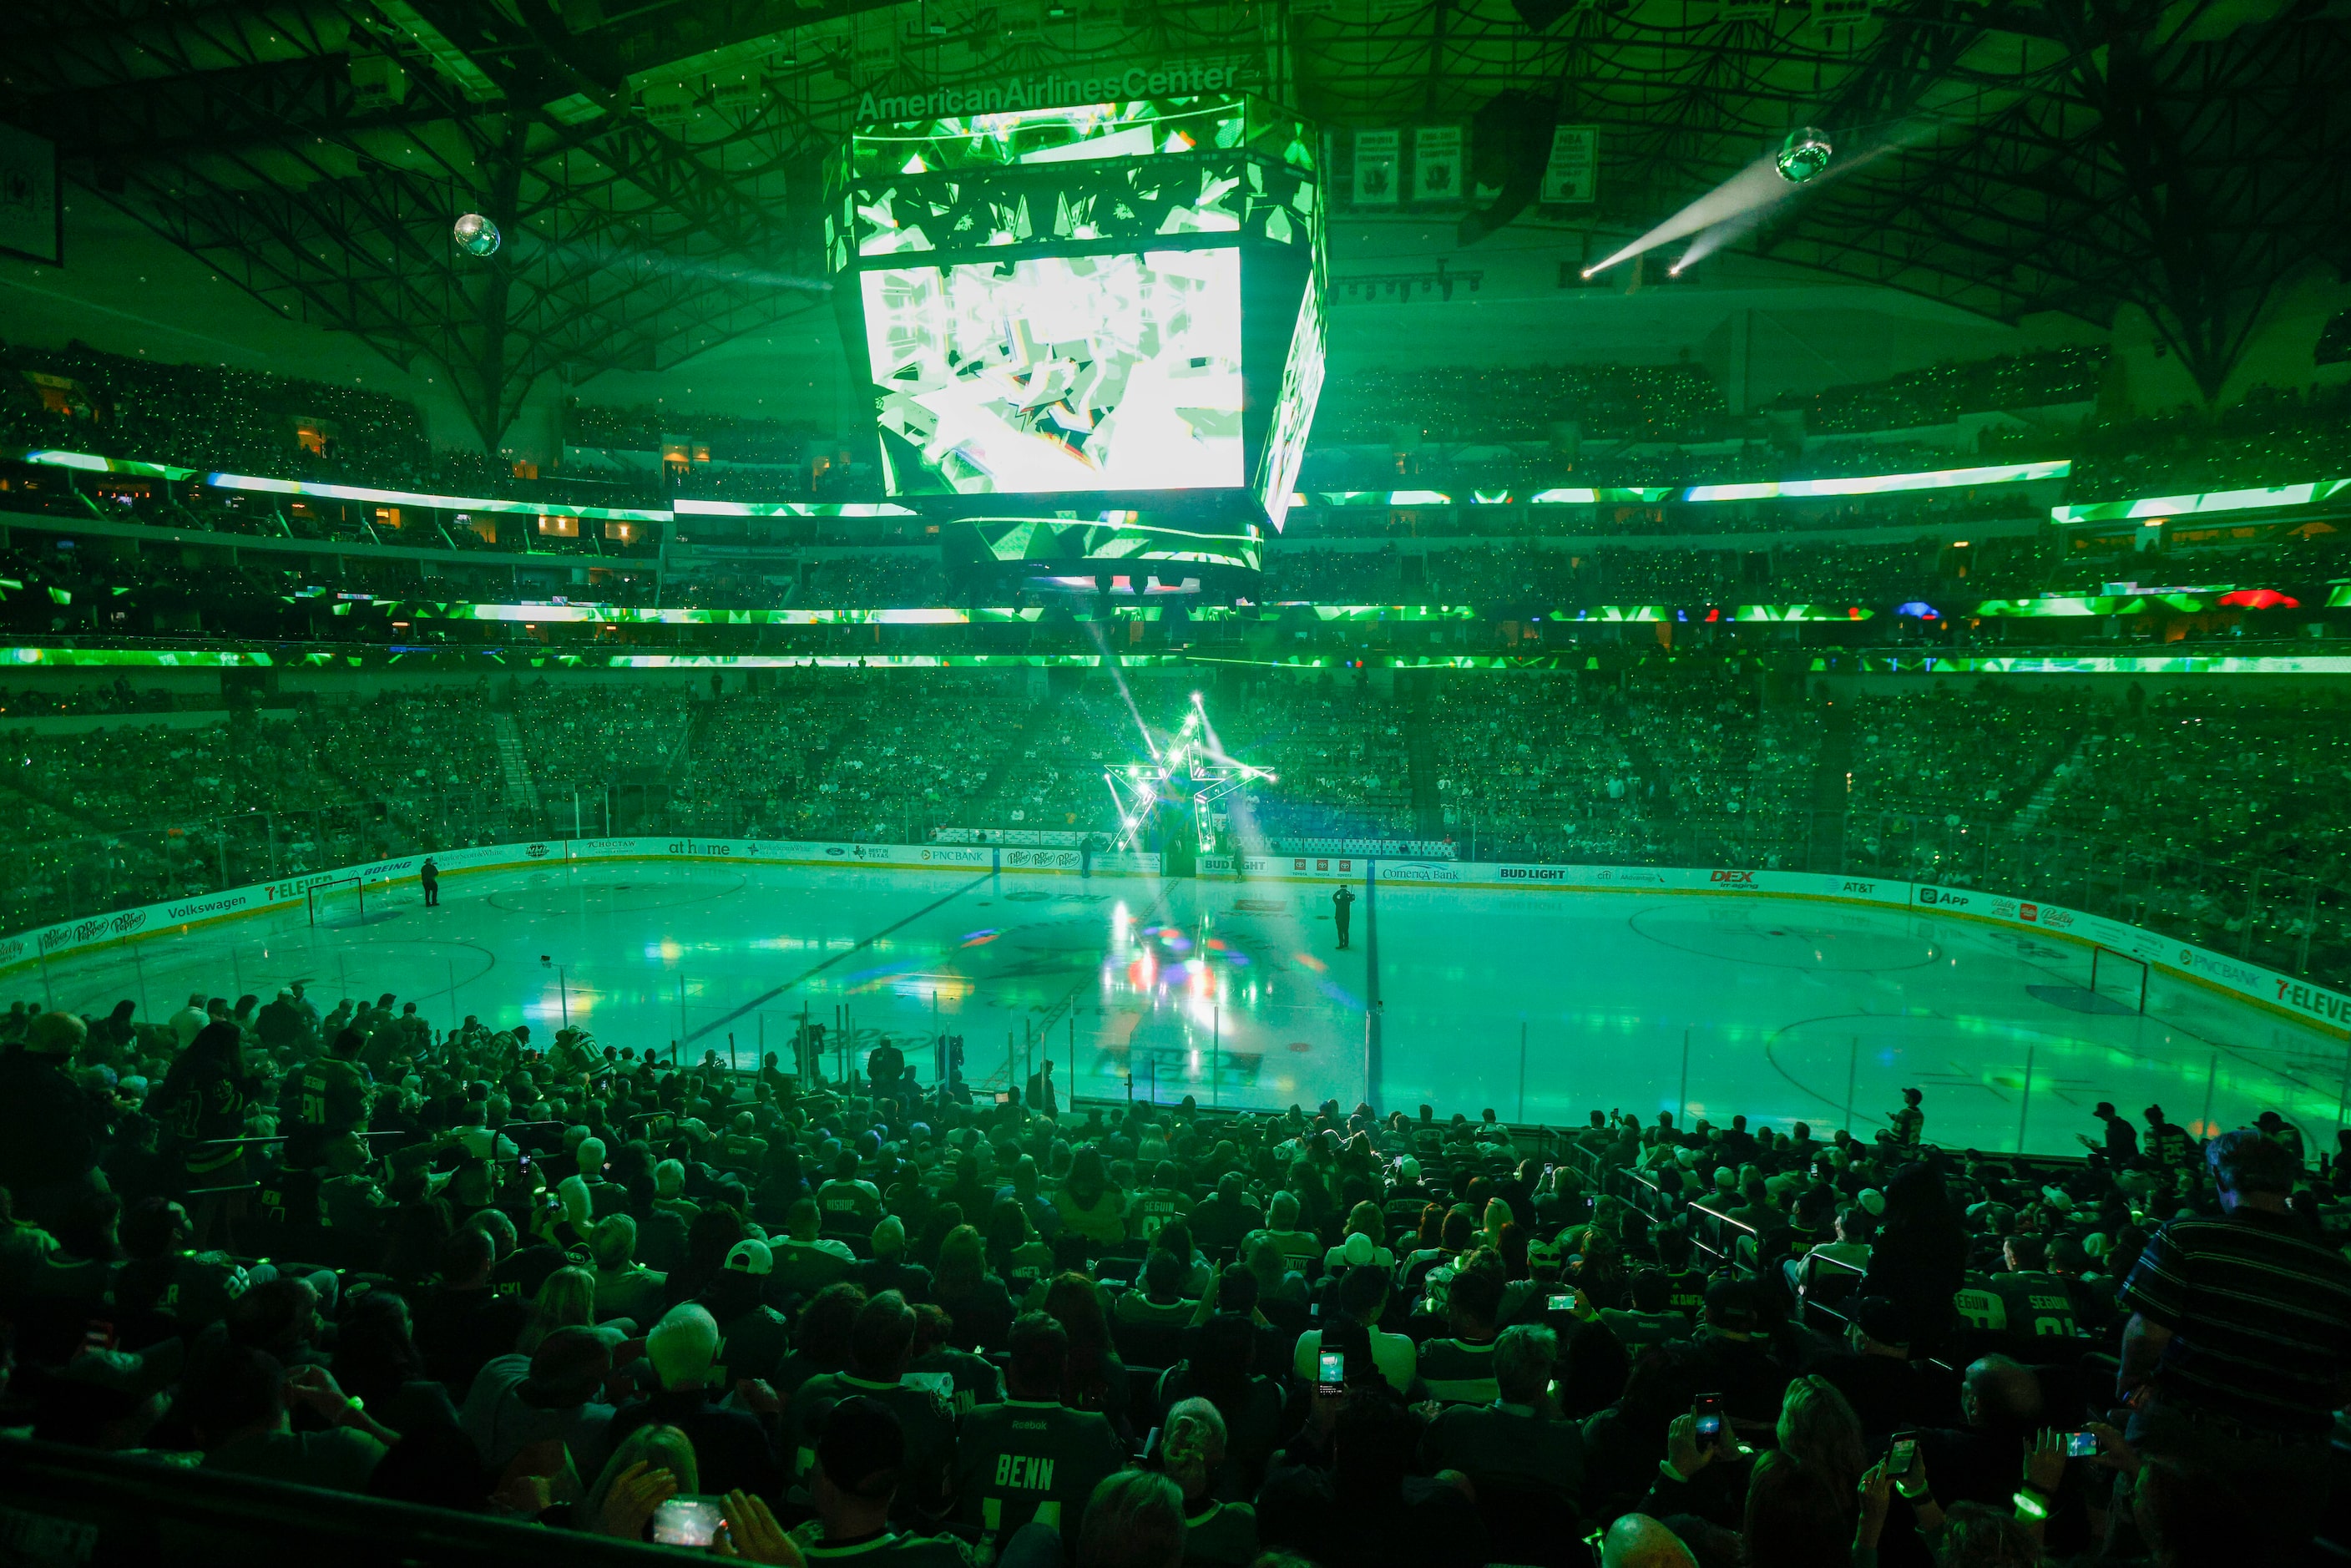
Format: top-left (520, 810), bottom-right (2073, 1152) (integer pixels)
top-left (1342, 1232), bottom-right (1378, 1267)
top-left (1398, 1157), bottom-right (1420, 1181)
top-left (725, 1239), bottom-right (775, 1277)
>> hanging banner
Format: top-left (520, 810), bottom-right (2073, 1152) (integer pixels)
top-left (1541, 125), bottom-right (1598, 204)
top-left (1352, 129), bottom-right (1401, 205)
top-left (0, 124), bottom-right (62, 266)
top-left (1412, 125), bottom-right (1464, 203)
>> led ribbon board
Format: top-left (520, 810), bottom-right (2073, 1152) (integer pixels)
top-left (826, 98), bottom-right (1327, 546)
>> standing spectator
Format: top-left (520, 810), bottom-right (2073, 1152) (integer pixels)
top-left (1860, 1163), bottom-right (1968, 1351)
top-left (0, 1011), bottom-right (109, 1232)
top-left (2081, 1101), bottom-right (2138, 1163)
top-left (2116, 1129), bottom-right (2351, 1553)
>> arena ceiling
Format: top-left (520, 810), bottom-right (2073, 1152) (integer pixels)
top-left (3, 0), bottom-right (2345, 443)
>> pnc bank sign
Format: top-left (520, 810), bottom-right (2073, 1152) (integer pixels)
top-left (856, 58), bottom-right (1256, 121)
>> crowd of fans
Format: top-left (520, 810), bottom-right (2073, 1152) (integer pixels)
top-left (0, 980), bottom-right (2343, 1565)
top-left (18, 340), bottom-right (2351, 547)
top-left (1758, 352), bottom-right (2106, 438)
top-left (15, 670), bottom-right (2351, 982)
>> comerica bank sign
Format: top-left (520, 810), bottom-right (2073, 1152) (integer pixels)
top-left (854, 58), bottom-right (1255, 120)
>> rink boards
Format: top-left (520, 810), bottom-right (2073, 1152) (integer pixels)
top-left (5, 835), bottom-right (2346, 1039)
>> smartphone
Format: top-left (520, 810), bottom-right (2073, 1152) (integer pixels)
top-left (2065, 1429), bottom-right (2099, 1458)
top-left (82, 1321), bottom-right (118, 1356)
top-left (1692, 1393), bottom-right (1726, 1448)
top-left (1888, 1434), bottom-right (1918, 1474)
top-left (1316, 1349), bottom-right (1346, 1398)
top-left (650, 1496), bottom-right (726, 1548)
top-left (1548, 1292), bottom-right (1575, 1313)
top-left (995, 1091), bottom-right (1012, 1105)
top-left (1140, 1426), bottom-right (1161, 1462)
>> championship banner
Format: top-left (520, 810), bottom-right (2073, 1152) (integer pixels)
top-left (1413, 126), bottom-right (1464, 203)
top-left (1352, 129), bottom-right (1401, 205)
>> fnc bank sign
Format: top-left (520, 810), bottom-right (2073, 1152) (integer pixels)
top-left (855, 58), bottom-right (1256, 120)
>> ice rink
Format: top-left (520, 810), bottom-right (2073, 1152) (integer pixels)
top-left (19, 858), bottom-right (2348, 1156)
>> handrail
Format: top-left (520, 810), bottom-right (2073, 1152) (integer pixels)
top-left (0, 1434), bottom-right (682, 1565)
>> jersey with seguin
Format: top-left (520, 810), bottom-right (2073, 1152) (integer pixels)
top-left (951, 1398), bottom-right (1122, 1545)
top-left (1954, 1271), bottom-right (2081, 1338)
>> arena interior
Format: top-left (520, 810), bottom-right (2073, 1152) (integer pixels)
top-left (1, 1), bottom-right (2348, 1564)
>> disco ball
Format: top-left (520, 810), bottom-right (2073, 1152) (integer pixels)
top-left (1775, 127), bottom-right (1833, 184)
top-left (453, 212), bottom-right (501, 257)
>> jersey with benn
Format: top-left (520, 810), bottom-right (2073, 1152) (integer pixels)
top-left (951, 1398), bottom-right (1122, 1544)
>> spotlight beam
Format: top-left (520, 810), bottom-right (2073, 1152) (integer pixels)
top-left (1584, 155), bottom-right (1795, 277)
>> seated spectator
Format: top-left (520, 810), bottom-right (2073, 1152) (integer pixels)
top-left (953, 1312), bottom-right (1123, 1551)
top-left (1920, 1354), bottom-right (2041, 1510)
top-left (607, 1303), bottom-right (783, 1499)
top-left (1156, 1313), bottom-right (1282, 1500)
top-left (581, 1423), bottom-right (697, 1540)
top-left (1418, 1323), bottom-right (1583, 1501)
top-left (411, 1227), bottom-right (531, 1393)
top-left (1078, 1469), bottom-right (1186, 1568)
top-left (1256, 1389), bottom-right (1486, 1568)
top-left (186, 1345), bottom-right (397, 1492)
top-left (1053, 1146), bottom-right (1128, 1248)
top-left (933, 1223), bottom-right (1016, 1353)
top-left (698, 1239), bottom-right (791, 1383)
top-left (783, 1290), bottom-right (956, 1520)
top-left (862, 1214), bottom-right (933, 1302)
top-left (791, 1394), bottom-right (988, 1564)
top-left (1162, 1397), bottom-right (1259, 1566)
top-left (458, 1323), bottom-right (616, 1478)
top-left (1183, 1172), bottom-right (1264, 1254)
top-left (777, 1282), bottom-right (866, 1398)
top-left (774, 1197), bottom-right (857, 1297)
top-left (1115, 1249), bottom-right (1200, 1328)
top-left (1599, 1267), bottom-right (1689, 1354)
top-left (1417, 1258), bottom-right (1505, 1404)
top-left (1292, 1260), bottom-right (1417, 1396)
top-left (589, 1212), bottom-right (667, 1328)
top-left (1784, 1204), bottom-right (1875, 1297)
top-left (330, 1291), bottom-right (460, 1439)
top-left (1322, 1203), bottom-right (1396, 1273)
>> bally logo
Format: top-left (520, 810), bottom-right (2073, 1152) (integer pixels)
top-left (1710, 870), bottom-right (1756, 885)
top-left (2020, 903), bottom-right (2038, 921)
